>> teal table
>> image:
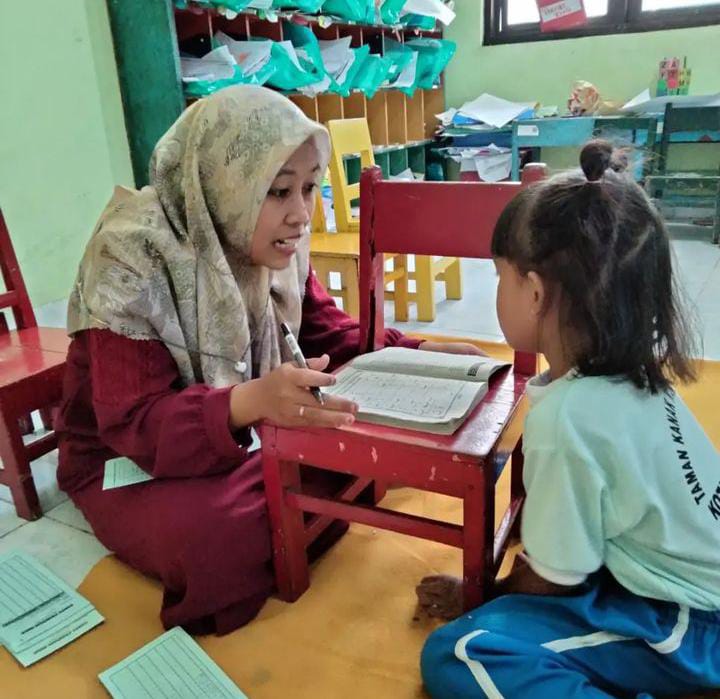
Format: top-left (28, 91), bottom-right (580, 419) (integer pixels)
top-left (510, 116), bottom-right (658, 180)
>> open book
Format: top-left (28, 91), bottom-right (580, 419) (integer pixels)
top-left (324, 347), bottom-right (510, 435)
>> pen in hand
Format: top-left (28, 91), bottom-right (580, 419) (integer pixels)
top-left (280, 322), bottom-right (325, 406)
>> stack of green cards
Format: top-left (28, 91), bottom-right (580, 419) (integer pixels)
top-left (0, 551), bottom-right (104, 667)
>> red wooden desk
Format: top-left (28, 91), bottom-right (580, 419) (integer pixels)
top-left (261, 364), bottom-right (529, 611)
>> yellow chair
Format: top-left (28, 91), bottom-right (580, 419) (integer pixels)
top-left (310, 119), bottom-right (408, 320)
top-left (327, 118), bottom-right (462, 322)
top-left (310, 192), bottom-right (363, 318)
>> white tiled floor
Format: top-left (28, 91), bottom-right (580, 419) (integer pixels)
top-left (0, 228), bottom-right (718, 592)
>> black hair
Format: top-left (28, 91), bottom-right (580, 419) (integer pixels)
top-left (491, 139), bottom-right (698, 392)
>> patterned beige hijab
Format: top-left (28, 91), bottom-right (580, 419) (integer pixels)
top-left (67, 85), bottom-right (330, 388)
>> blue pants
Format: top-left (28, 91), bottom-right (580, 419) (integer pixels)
top-left (421, 573), bottom-right (720, 698)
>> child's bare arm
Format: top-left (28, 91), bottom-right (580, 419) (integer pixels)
top-left (494, 559), bottom-right (581, 597)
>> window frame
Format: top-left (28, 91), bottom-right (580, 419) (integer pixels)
top-left (483, 0), bottom-right (720, 45)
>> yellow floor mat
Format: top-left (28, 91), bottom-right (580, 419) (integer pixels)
top-left (2, 347), bottom-right (718, 698)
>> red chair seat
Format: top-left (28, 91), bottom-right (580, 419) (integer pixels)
top-left (6, 327), bottom-right (70, 355)
top-left (0, 344), bottom-right (66, 388)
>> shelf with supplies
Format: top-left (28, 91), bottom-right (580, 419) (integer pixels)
top-left (106, 0), bottom-right (452, 186)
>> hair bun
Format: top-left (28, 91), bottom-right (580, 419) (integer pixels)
top-left (580, 140), bottom-right (614, 181)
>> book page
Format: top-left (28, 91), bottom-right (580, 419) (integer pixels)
top-left (350, 347), bottom-right (510, 383)
top-left (99, 627), bottom-right (247, 699)
top-left (103, 457), bottom-right (154, 490)
top-left (325, 367), bottom-right (483, 424)
top-left (0, 551), bottom-right (104, 667)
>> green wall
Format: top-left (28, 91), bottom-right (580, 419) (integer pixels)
top-left (445, 9), bottom-right (720, 169)
top-left (0, 0), bottom-right (133, 308)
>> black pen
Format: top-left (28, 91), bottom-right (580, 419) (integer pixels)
top-left (280, 322), bottom-right (325, 405)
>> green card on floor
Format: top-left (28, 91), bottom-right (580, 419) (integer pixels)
top-left (103, 457), bottom-right (154, 490)
top-left (99, 626), bottom-right (248, 698)
top-left (0, 551), bottom-right (104, 667)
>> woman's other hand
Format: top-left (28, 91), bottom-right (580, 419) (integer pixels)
top-left (418, 341), bottom-right (487, 357)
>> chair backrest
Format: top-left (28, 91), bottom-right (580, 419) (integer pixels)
top-left (359, 164), bottom-right (547, 374)
top-left (659, 104), bottom-right (720, 173)
top-left (0, 209), bottom-right (37, 333)
top-left (327, 119), bottom-right (375, 234)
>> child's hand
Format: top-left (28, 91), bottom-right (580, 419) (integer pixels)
top-left (415, 575), bottom-right (464, 621)
top-left (418, 341), bottom-right (488, 357)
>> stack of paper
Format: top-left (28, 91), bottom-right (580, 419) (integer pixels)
top-left (0, 551), bottom-right (104, 667)
top-left (318, 37), bottom-right (356, 87)
top-left (390, 52), bottom-right (418, 89)
top-left (214, 32), bottom-right (272, 77)
top-left (99, 627), bottom-right (248, 699)
top-left (181, 45), bottom-right (236, 83)
top-left (621, 89), bottom-right (720, 114)
top-left (442, 144), bottom-right (512, 182)
top-left (457, 93), bottom-right (536, 129)
top-left (294, 43), bottom-right (332, 97)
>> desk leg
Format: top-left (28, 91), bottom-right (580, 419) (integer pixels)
top-left (262, 451), bottom-right (310, 602)
top-left (510, 439), bottom-right (525, 540)
top-left (462, 467), bottom-right (493, 611)
top-left (511, 145), bottom-right (520, 181)
top-left (373, 480), bottom-right (388, 504)
top-left (343, 257), bottom-right (360, 319)
top-left (393, 254), bottom-right (409, 322)
top-left (713, 183), bottom-right (720, 245)
top-left (0, 406), bottom-right (41, 520)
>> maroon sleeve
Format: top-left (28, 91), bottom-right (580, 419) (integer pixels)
top-left (298, 268), bottom-right (421, 371)
top-left (88, 329), bottom-right (252, 479)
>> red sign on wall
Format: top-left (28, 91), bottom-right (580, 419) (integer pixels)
top-left (536, 0), bottom-right (587, 31)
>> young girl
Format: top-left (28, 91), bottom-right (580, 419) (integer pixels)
top-left (419, 141), bottom-right (720, 698)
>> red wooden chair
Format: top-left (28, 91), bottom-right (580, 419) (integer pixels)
top-left (261, 164), bottom-right (547, 611)
top-left (0, 209), bottom-right (70, 520)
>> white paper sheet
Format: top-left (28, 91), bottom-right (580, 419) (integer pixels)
top-left (389, 168), bottom-right (416, 181)
top-left (391, 52), bottom-right (418, 89)
top-left (180, 46), bottom-right (235, 83)
top-left (458, 93), bottom-right (535, 128)
top-left (401, 0), bottom-right (456, 25)
top-left (318, 37), bottom-right (353, 75)
top-left (474, 150), bottom-right (512, 182)
top-left (103, 457), bottom-right (154, 490)
top-left (279, 41), bottom-right (303, 71)
top-left (214, 32), bottom-right (271, 76)
top-left (621, 91), bottom-right (720, 113)
top-left (435, 107), bottom-right (458, 126)
top-left (621, 89), bottom-right (651, 112)
top-left (299, 74), bottom-right (332, 97)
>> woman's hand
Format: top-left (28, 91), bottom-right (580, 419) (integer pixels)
top-left (229, 354), bottom-right (358, 430)
top-left (418, 341), bottom-right (487, 357)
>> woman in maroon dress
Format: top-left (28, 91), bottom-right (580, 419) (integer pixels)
top-left (56, 85), bottom-right (480, 635)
